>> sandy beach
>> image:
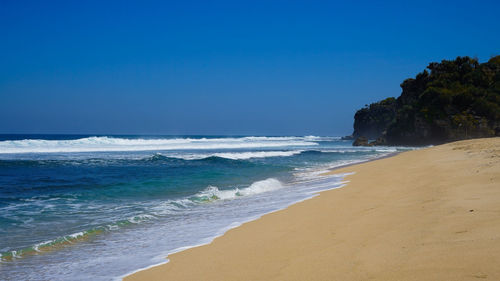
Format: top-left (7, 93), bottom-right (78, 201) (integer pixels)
top-left (125, 138), bottom-right (500, 281)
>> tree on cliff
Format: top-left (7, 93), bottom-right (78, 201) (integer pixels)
top-left (352, 55), bottom-right (500, 145)
top-left (352, 97), bottom-right (397, 139)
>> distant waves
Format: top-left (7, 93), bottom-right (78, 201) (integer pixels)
top-left (0, 136), bottom-right (325, 154)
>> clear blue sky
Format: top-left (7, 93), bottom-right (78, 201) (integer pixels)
top-left (1, 0), bottom-right (499, 135)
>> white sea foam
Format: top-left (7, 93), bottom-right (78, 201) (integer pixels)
top-left (1, 135), bottom-right (419, 280)
top-left (0, 136), bottom-right (318, 154)
top-left (174, 150), bottom-right (304, 160)
top-left (0, 168), bottom-right (366, 280)
top-left (116, 174), bottom-right (346, 281)
top-left (128, 214), bottom-right (157, 224)
top-left (193, 178), bottom-right (284, 202)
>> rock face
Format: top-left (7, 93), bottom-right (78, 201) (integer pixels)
top-left (351, 56), bottom-right (500, 146)
top-left (352, 136), bottom-right (369, 146)
top-left (352, 136), bottom-right (387, 147)
top-left (353, 97), bottom-right (397, 139)
top-left (341, 135), bottom-right (354, 140)
top-left (370, 137), bottom-right (387, 146)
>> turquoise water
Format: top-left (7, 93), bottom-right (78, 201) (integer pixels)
top-left (0, 135), bottom-right (413, 280)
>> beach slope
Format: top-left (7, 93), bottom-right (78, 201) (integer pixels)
top-left (125, 138), bottom-right (500, 281)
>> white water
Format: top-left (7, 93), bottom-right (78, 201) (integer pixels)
top-left (1, 172), bottom-right (348, 281)
top-left (0, 136), bottom-right (415, 280)
top-left (169, 150), bottom-right (305, 160)
top-left (194, 178), bottom-right (284, 201)
top-left (0, 136), bottom-right (318, 154)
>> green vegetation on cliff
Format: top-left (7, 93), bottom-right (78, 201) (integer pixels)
top-left (352, 56), bottom-right (500, 145)
top-left (353, 97), bottom-right (397, 139)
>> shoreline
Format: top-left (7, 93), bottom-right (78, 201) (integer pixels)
top-left (323, 150), bottom-right (402, 174)
top-left (120, 151), bottom-right (399, 280)
top-left (120, 172), bottom-right (355, 280)
top-left (125, 138), bottom-right (500, 280)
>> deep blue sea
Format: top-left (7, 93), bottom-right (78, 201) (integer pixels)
top-left (0, 135), bottom-right (414, 280)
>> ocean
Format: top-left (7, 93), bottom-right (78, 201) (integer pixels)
top-left (0, 135), bottom-right (414, 280)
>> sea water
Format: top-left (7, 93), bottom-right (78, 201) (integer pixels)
top-left (0, 135), bottom-right (414, 280)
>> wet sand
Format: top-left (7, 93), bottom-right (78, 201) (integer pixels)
top-left (125, 138), bottom-right (500, 281)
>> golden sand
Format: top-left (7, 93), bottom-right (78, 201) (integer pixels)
top-left (125, 138), bottom-right (500, 281)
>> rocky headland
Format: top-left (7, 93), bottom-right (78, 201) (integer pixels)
top-left (350, 56), bottom-right (500, 146)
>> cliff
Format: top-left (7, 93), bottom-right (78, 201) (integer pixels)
top-left (352, 56), bottom-right (500, 146)
top-left (352, 97), bottom-right (397, 139)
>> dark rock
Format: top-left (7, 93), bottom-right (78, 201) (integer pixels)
top-left (341, 135), bottom-right (354, 140)
top-left (349, 56), bottom-right (500, 146)
top-left (352, 136), bottom-right (369, 146)
top-left (369, 137), bottom-right (387, 146)
top-left (352, 97), bottom-right (397, 140)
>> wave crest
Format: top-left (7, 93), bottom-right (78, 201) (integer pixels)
top-left (0, 178), bottom-right (285, 262)
top-left (0, 136), bottom-right (318, 154)
top-left (191, 178), bottom-right (284, 202)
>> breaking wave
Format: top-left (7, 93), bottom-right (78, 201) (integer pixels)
top-left (0, 178), bottom-right (284, 262)
top-left (191, 178), bottom-right (284, 202)
top-left (0, 136), bottom-right (318, 154)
